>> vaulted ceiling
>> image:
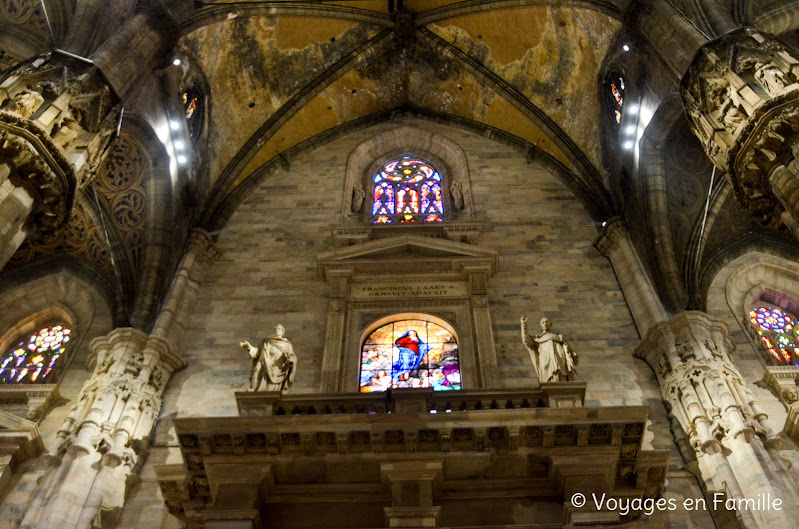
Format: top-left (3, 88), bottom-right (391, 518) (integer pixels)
top-left (2, 0), bottom-right (799, 325)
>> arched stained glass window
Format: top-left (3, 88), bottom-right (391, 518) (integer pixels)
top-left (0, 325), bottom-right (71, 383)
top-left (748, 305), bottom-right (799, 365)
top-left (372, 156), bottom-right (445, 224)
top-left (359, 318), bottom-right (461, 392)
top-left (610, 76), bottom-right (625, 124)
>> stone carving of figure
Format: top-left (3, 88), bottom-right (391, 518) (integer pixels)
top-left (10, 89), bottom-right (44, 119)
top-left (754, 61), bottom-right (792, 96)
top-left (450, 181), bottom-right (464, 210)
top-left (51, 116), bottom-right (80, 149)
top-left (351, 185), bottom-right (365, 213)
top-left (717, 86), bottom-right (747, 132)
top-left (520, 315), bottom-right (577, 382)
top-left (240, 324), bottom-right (297, 391)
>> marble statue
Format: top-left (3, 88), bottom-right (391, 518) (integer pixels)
top-left (754, 61), bottom-right (792, 96)
top-left (450, 181), bottom-right (464, 210)
top-left (240, 324), bottom-right (297, 391)
top-left (520, 315), bottom-right (577, 382)
top-left (52, 116), bottom-right (80, 149)
top-left (10, 89), bottom-right (44, 118)
top-left (717, 86), bottom-right (748, 132)
top-left (351, 185), bottom-right (366, 213)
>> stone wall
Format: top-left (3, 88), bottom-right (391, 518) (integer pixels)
top-left (116, 118), bottom-right (712, 526)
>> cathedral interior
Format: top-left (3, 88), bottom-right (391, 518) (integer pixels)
top-left (3, 1), bottom-right (799, 528)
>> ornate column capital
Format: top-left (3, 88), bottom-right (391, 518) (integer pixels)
top-left (0, 115), bottom-right (76, 240)
top-left (681, 27), bottom-right (799, 226)
top-left (593, 217), bottom-right (627, 257)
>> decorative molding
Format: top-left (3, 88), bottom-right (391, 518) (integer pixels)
top-left (331, 220), bottom-right (485, 246)
top-left (159, 389), bottom-right (667, 522)
top-left (94, 134), bottom-right (146, 272)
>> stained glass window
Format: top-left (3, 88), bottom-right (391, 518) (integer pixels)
top-left (0, 325), bottom-right (71, 383)
top-left (359, 318), bottom-right (461, 392)
top-left (181, 85), bottom-right (204, 140)
top-left (610, 76), bottom-right (625, 124)
top-left (748, 305), bottom-right (799, 364)
top-left (372, 156), bottom-right (445, 224)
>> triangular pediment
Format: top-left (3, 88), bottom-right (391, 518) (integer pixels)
top-left (317, 235), bottom-right (498, 278)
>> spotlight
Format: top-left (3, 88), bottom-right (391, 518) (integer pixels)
top-left (622, 44), bottom-right (630, 52)
top-left (177, 155), bottom-right (188, 165)
top-left (625, 125), bottom-right (636, 135)
top-left (174, 140), bottom-right (185, 150)
top-left (172, 58), bottom-right (181, 66)
top-left (602, 221), bottom-right (607, 227)
top-left (169, 120), bottom-right (180, 130)
top-left (628, 104), bottom-right (639, 115)
top-left (623, 140), bottom-right (634, 150)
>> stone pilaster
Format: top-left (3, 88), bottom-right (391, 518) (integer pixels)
top-left (681, 27), bottom-right (799, 228)
top-left (594, 218), bottom-right (669, 337)
top-left (150, 228), bottom-right (220, 346)
top-left (466, 265), bottom-right (497, 387)
top-left (381, 460), bottom-right (443, 528)
top-left (321, 269), bottom-right (351, 392)
top-left (635, 311), bottom-right (790, 529)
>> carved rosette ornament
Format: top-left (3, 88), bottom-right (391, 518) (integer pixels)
top-left (681, 28), bottom-right (799, 226)
top-left (0, 51), bottom-right (121, 250)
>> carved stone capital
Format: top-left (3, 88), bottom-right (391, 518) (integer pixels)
top-left (0, 51), bottom-right (122, 245)
top-left (0, 116), bottom-right (76, 239)
top-left (593, 217), bottom-right (627, 256)
top-left (186, 228), bottom-right (220, 268)
top-left (681, 27), bottom-right (799, 226)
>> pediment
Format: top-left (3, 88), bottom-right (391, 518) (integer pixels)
top-left (317, 235), bottom-right (498, 278)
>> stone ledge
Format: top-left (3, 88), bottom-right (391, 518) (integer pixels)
top-left (235, 385), bottom-right (586, 417)
top-left (331, 220), bottom-right (484, 246)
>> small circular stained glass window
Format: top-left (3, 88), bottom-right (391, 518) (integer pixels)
top-left (0, 325), bottom-right (71, 383)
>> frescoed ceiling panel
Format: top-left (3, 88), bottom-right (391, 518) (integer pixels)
top-left (428, 6), bottom-right (620, 169)
top-left (233, 36), bottom-right (572, 187)
top-left (181, 16), bottom-right (382, 186)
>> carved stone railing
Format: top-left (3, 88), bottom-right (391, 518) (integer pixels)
top-left (236, 384), bottom-right (586, 417)
top-left (157, 386), bottom-right (669, 528)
